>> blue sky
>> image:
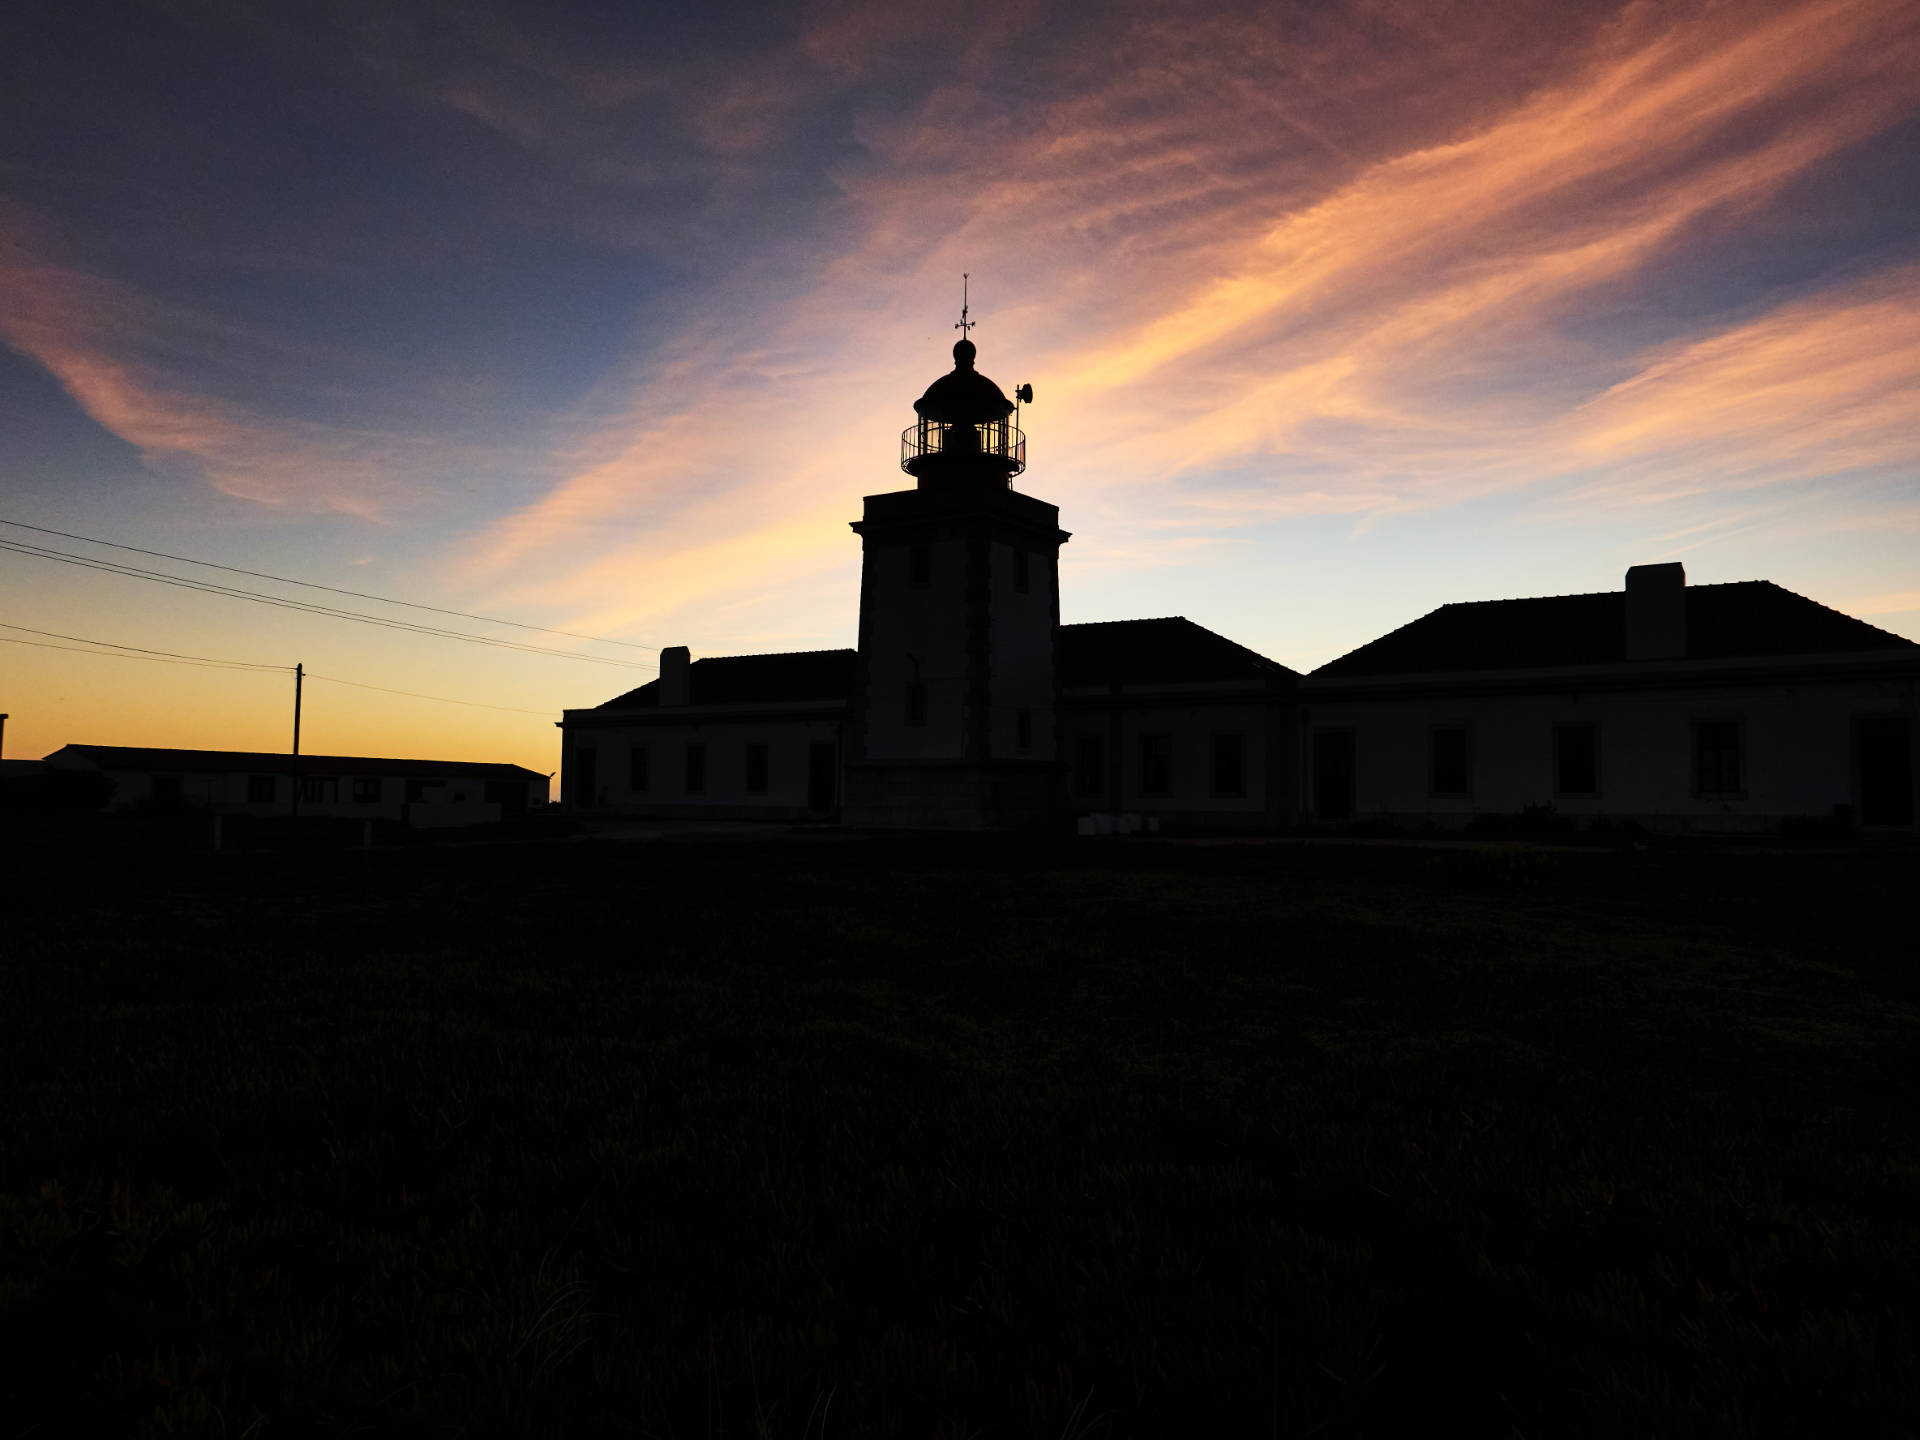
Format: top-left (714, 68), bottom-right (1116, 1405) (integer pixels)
top-left (2, 0), bottom-right (1916, 772)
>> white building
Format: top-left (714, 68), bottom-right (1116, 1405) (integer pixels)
top-left (559, 338), bottom-right (1918, 835)
top-left (43, 745), bottom-right (550, 825)
top-left (1299, 564), bottom-right (1918, 833)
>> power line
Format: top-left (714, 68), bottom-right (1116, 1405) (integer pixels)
top-left (1, 620), bottom-right (565, 714)
top-left (0, 538), bottom-right (656, 671)
top-left (0, 621), bottom-right (289, 670)
top-left (306, 674), bottom-right (555, 716)
top-left (0, 632), bottom-right (289, 673)
top-left (0, 516), bottom-right (653, 652)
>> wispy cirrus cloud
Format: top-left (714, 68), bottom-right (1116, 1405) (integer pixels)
top-left (1564, 265), bottom-right (1920, 487)
top-left (1027, 0), bottom-right (1920, 506)
top-left (455, 0), bottom-right (1920, 642)
top-left (3, 0), bottom-right (1916, 654)
top-left (0, 206), bottom-right (493, 520)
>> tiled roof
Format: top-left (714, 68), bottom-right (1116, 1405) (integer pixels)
top-left (596, 649), bottom-right (858, 709)
top-left (1311, 581), bottom-right (1916, 678)
top-left (591, 619), bottom-right (1293, 709)
top-left (49, 745), bottom-right (545, 779)
top-left (1060, 617), bottom-right (1294, 686)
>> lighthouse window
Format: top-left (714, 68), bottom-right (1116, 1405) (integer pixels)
top-left (1013, 548), bottom-right (1030, 593)
top-left (909, 545), bottom-right (931, 585)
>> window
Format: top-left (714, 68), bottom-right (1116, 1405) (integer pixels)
top-left (1554, 723), bottom-right (1599, 796)
top-left (1429, 726), bottom-right (1470, 797)
top-left (1313, 729), bottom-right (1356, 820)
top-left (1016, 708), bottom-right (1033, 753)
top-left (905, 680), bottom-right (928, 727)
top-left (247, 774), bottom-right (276, 804)
top-left (629, 744), bottom-right (650, 792)
top-left (808, 740), bottom-right (837, 811)
top-left (909, 545), bottom-right (931, 585)
top-left (352, 777), bottom-right (381, 804)
top-left (1210, 732), bottom-right (1247, 797)
top-left (1857, 716), bottom-right (1913, 827)
top-left (1076, 734), bottom-right (1105, 797)
top-left (1693, 721), bottom-right (1743, 795)
top-left (1013, 548), bottom-right (1030, 593)
top-left (152, 775), bottom-right (183, 805)
top-left (684, 742), bottom-right (707, 794)
top-left (745, 742), bottom-right (769, 794)
top-left (1140, 732), bottom-right (1173, 796)
top-left (406, 777), bottom-right (445, 803)
top-left (300, 776), bottom-right (337, 803)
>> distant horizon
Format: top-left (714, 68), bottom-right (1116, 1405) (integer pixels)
top-left (4, 0), bottom-right (1917, 776)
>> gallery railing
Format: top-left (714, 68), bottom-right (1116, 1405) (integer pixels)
top-left (900, 417), bottom-right (1025, 477)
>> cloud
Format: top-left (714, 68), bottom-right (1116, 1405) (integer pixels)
top-left (1026, 0), bottom-right (1920, 499)
top-left (6, 0), bottom-right (1916, 648)
top-left (455, 0), bottom-right (1920, 642)
top-left (1564, 264), bottom-right (1920, 486)
top-left (0, 207), bottom-right (467, 519)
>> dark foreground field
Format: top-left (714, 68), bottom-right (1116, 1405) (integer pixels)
top-left (3, 822), bottom-right (1916, 1437)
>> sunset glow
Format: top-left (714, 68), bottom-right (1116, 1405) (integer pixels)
top-left (3, 0), bottom-right (1916, 773)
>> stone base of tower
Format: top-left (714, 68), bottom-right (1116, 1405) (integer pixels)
top-left (842, 759), bottom-right (1069, 830)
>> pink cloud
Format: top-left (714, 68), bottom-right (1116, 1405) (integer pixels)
top-left (462, 0), bottom-right (1920, 648)
top-left (0, 207), bottom-right (471, 519)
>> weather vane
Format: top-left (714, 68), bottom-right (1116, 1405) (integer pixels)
top-left (954, 273), bottom-right (974, 336)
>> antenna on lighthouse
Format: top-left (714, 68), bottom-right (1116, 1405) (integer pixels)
top-left (954, 274), bottom-right (974, 336)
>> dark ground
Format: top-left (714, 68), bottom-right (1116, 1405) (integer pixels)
top-left (3, 816), bottom-right (1917, 1437)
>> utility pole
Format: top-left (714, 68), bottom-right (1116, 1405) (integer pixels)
top-left (0, 713), bottom-right (8, 761)
top-left (291, 663), bottom-right (303, 818)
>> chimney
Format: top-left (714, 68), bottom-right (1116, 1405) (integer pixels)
top-left (659, 646), bottom-right (690, 705)
top-left (1624, 563), bottom-right (1685, 660)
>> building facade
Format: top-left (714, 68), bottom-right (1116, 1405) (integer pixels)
top-left (1299, 565), bottom-right (1918, 832)
top-left (559, 343), bottom-right (1918, 835)
top-left (43, 745), bottom-right (550, 825)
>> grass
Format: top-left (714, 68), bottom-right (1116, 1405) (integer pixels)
top-left (2, 819), bottom-right (1916, 1436)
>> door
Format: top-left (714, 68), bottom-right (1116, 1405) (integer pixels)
top-left (807, 741), bottom-right (837, 812)
top-left (1313, 729), bottom-right (1356, 820)
top-left (1859, 717), bottom-right (1914, 826)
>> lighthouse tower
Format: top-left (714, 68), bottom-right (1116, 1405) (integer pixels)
top-left (842, 331), bottom-right (1070, 828)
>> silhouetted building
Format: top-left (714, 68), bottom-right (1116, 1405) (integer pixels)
top-left (844, 337), bottom-right (1067, 826)
top-left (1300, 564), bottom-right (1919, 832)
top-left (43, 745), bottom-right (549, 825)
top-left (1060, 618), bottom-right (1298, 828)
top-left (559, 342), bottom-right (1917, 834)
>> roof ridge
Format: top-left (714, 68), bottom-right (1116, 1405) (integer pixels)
top-left (1440, 589), bottom-right (1615, 608)
top-left (1748, 579), bottom-right (1917, 647)
top-left (691, 646), bottom-right (858, 662)
top-left (59, 743), bottom-right (541, 771)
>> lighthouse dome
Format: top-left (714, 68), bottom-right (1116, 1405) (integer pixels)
top-left (913, 339), bottom-right (1016, 425)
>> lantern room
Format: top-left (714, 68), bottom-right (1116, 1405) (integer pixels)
top-left (900, 338), bottom-right (1026, 487)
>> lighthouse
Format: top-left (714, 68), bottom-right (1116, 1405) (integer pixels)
top-left (842, 327), bottom-right (1071, 828)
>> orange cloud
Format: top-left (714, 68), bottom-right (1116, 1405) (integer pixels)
top-left (465, 0), bottom-right (1920, 648)
top-left (1566, 265), bottom-right (1920, 484)
top-left (0, 208), bottom-right (453, 519)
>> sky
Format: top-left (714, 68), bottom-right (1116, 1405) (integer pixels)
top-left (2, 0), bottom-right (1917, 777)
